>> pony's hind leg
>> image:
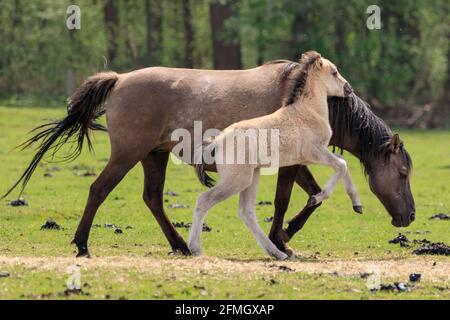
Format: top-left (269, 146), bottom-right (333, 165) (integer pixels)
top-left (333, 154), bottom-right (363, 213)
top-left (141, 152), bottom-right (190, 255)
top-left (306, 148), bottom-right (348, 207)
top-left (73, 156), bottom-right (138, 257)
top-left (188, 166), bottom-right (255, 256)
top-left (239, 169), bottom-right (289, 260)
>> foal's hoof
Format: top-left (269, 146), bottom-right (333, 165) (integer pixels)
top-left (353, 205), bottom-right (363, 214)
top-left (307, 196), bottom-right (319, 207)
top-left (272, 252), bottom-right (289, 261)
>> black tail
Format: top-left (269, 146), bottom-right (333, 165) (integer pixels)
top-left (195, 142), bottom-right (216, 188)
top-left (2, 72), bottom-right (119, 199)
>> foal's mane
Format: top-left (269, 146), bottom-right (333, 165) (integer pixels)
top-left (275, 51), bottom-right (321, 106)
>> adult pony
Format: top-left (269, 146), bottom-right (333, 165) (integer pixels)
top-left (2, 57), bottom-right (414, 257)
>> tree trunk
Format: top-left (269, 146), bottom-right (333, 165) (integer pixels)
top-left (145, 0), bottom-right (154, 64)
top-left (334, 7), bottom-right (346, 65)
top-left (209, 1), bottom-right (242, 70)
top-left (104, 0), bottom-right (120, 65)
top-left (154, 0), bottom-right (163, 45)
top-left (290, 9), bottom-right (308, 61)
top-left (182, 0), bottom-right (194, 68)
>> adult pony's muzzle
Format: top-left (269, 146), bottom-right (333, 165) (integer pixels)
top-left (391, 212), bottom-right (415, 227)
top-left (344, 83), bottom-right (353, 97)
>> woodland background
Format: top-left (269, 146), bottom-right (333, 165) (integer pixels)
top-left (0, 0), bottom-right (448, 127)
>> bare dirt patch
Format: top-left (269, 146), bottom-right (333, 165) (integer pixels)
top-left (0, 256), bottom-right (449, 282)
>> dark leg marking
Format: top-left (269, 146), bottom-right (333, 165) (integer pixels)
top-left (142, 152), bottom-right (191, 255)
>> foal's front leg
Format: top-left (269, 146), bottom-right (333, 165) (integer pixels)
top-left (333, 154), bottom-right (363, 213)
top-left (306, 148), bottom-right (353, 206)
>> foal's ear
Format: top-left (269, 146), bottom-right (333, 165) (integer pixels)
top-left (390, 133), bottom-right (402, 153)
top-left (313, 58), bottom-right (324, 70)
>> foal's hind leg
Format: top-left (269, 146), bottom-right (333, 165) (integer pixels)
top-left (72, 156), bottom-right (138, 257)
top-left (141, 152), bottom-right (190, 255)
top-left (188, 166), bottom-right (254, 256)
top-left (239, 169), bottom-right (288, 260)
top-left (306, 148), bottom-right (350, 207)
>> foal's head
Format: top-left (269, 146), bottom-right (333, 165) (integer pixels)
top-left (301, 51), bottom-right (353, 98)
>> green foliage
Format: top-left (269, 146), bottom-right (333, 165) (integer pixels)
top-left (0, 0), bottom-right (448, 118)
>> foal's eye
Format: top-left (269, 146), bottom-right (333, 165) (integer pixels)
top-left (332, 71), bottom-right (338, 77)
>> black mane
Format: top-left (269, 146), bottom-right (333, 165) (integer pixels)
top-left (327, 94), bottom-right (412, 175)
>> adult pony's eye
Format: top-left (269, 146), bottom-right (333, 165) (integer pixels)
top-left (399, 168), bottom-right (408, 178)
top-left (332, 71), bottom-right (338, 76)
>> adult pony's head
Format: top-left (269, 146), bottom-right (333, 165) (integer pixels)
top-left (328, 95), bottom-right (415, 227)
top-left (294, 51), bottom-right (353, 99)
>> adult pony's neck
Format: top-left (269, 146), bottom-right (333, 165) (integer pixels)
top-left (327, 94), bottom-right (393, 172)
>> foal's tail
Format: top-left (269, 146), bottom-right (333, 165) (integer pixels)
top-left (2, 72), bottom-right (119, 199)
top-left (194, 141), bottom-right (216, 188)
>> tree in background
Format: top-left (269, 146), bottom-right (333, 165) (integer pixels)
top-left (183, 0), bottom-right (195, 68)
top-left (210, 0), bottom-right (242, 69)
top-left (104, 0), bottom-right (120, 65)
top-left (0, 0), bottom-right (448, 127)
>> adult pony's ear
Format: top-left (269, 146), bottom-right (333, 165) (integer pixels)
top-left (390, 133), bottom-right (403, 153)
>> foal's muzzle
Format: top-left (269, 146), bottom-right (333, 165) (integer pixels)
top-left (344, 83), bottom-right (353, 97)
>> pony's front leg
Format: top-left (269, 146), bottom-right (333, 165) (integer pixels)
top-left (306, 148), bottom-right (349, 207)
top-left (269, 165), bottom-right (299, 256)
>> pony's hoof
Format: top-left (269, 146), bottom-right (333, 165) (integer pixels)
top-left (353, 205), bottom-right (363, 214)
top-left (72, 239), bottom-right (91, 258)
top-left (284, 248), bottom-right (294, 258)
top-left (171, 243), bottom-right (192, 256)
top-left (76, 251), bottom-right (91, 259)
top-left (169, 248), bottom-right (192, 256)
top-left (307, 196), bottom-right (319, 207)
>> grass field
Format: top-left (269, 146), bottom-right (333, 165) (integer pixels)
top-left (0, 105), bottom-right (449, 300)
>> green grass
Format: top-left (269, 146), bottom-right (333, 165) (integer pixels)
top-left (0, 106), bottom-right (449, 300)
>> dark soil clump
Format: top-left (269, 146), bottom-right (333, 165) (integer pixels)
top-left (40, 219), bottom-right (61, 230)
top-left (430, 213), bottom-right (450, 220)
top-left (413, 242), bottom-right (450, 256)
top-left (172, 221), bottom-right (212, 232)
